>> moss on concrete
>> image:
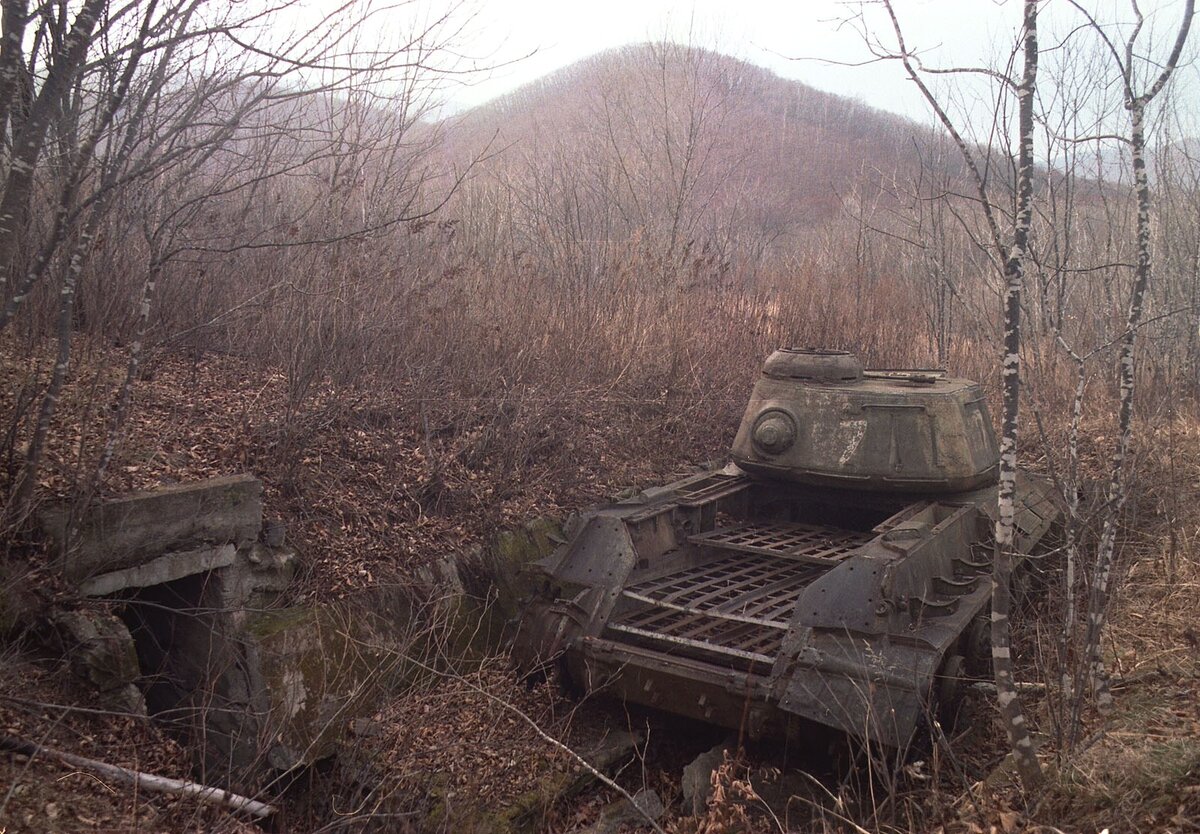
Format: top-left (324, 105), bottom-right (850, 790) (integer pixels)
top-left (241, 595), bottom-right (421, 769)
top-left (244, 605), bottom-right (316, 640)
top-left (488, 516), bottom-right (563, 621)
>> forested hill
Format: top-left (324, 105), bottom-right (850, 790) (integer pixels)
top-left (438, 43), bottom-right (964, 248)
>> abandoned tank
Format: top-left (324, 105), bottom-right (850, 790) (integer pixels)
top-left (513, 349), bottom-right (1059, 749)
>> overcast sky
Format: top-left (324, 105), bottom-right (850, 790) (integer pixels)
top-left (444, 0), bottom-right (1198, 128)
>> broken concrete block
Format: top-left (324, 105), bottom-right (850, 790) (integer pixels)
top-left (41, 474), bottom-right (262, 583)
top-left (262, 519), bottom-right (287, 548)
top-left (574, 788), bottom-right (664, 834)
top-left (78, 544), bottom-right (237, 597)
top-left (243, 595), bottom-right (415, 772)
top-left (585, 730), bottom-right (642, 774)
top-left (193, 588), bottom-right (417, 777)
top-left (682, 737), bottom-right (734, 815)
top-left (216, 544), bottom-right (299, 619)
top-left (487, 516), bottom-right (564, 619)
top-left (52, 610), bottom-right (147, 716)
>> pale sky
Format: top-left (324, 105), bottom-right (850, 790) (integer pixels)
top-left (444, 0), bottom-right (1198, 128)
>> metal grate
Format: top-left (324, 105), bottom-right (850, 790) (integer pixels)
top-left (624, 553), bottom-right (825, 623)
top-left (606, 521), bottom-right (875, 668)
top-left (674, 473), bottom-right (750, 507)
top-left (607, 616), bottom-right (783, 665)
top-left (687, 521), bottom-right (872, 563)
top-left (608, 550), bottom-right (833, 667)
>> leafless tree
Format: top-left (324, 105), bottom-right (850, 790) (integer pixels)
top-left (0, 0), bottom-right (480, 525)
top-left (1060, 0), bottom-right (1194, 740)
top-left (862, 0), bottom-right (1045, 790)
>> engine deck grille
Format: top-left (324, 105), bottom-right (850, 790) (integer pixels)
top-left (687, 521), bottom-right (872, 563)
top-left (609, 536), bottom-right (854, 668)
top-left (673, 473), bottom-right (750, 506)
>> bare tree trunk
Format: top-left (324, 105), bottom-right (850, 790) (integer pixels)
top-left (0, 735), bottom-right (275, 819)
top-left (1082, 98), bottom-right (1160, 716)
top-left (0, 0), bottom-right (29, 147)
top-left (0, 0), bottom-right (155, 335)
top-left (990, 0), bottom-right (1043, 791)
top-left (876, 0), bottom-right (1043, 788)
top-left (0, 201), bottom-right (68, 331)
top-left (0, 0), bottom-right (106, 289)
top-left (92, 262), bottom-right (161, 487)
top-left (1056, 345), bottom-right (1085, 747)
top-left (1066, 0), bottom-right (1194, 739)
top-left (7, 215), bottom-right (99, 521)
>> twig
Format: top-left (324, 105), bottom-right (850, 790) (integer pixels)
top-left (0, 692), bottom-right (157, 719)
top-left (401, 654), bottom-right (667, 834)
top-left (0, 735), bottom-right (276, 819)
top-left (787, 769), bottom-right (875, 834)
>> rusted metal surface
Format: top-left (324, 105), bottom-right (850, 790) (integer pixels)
top-left (687, 521), bottom-right (869, 562)
top-left (513, 349), bottom-right (1060, 749)
top-left (732, 348), bottom-right (1000, 492)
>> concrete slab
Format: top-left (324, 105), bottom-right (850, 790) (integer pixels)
top-left (41, 474), bottom-right (262, 583)
top-left (78, 544), bottom-right (237, 596)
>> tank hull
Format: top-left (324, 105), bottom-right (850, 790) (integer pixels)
top-left (514, 465), bottom-right (1058, 748)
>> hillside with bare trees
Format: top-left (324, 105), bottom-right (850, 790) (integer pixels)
top-left (440, 44), bottom-right (941, 257)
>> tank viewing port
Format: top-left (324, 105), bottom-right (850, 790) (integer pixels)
top-left (751, 409), bottom-right (797, 455)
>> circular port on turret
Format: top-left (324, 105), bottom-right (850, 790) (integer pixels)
top-left (752, 409), bottom-right (797, 455)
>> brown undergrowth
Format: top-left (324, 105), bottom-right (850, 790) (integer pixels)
top-left (0, 648), bottom-right (256, 833)
top-left (0, 337), bottom-right (735, 597)
top-left (0, 336), bottom-right (733, 831)
top-left (1, 337), bottom-right (1197, 833)
top-left (1026, 416), bottom-right (1200, 834)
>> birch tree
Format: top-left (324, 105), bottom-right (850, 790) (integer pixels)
top-left (993, 2), bottom-right (1041, 788)
top-left (1062, 0), bottom-right (1194, 737)
top-left (871, 0), bottom-right (1044, 790)
top-left (0, 0), bottom-right (477, 526)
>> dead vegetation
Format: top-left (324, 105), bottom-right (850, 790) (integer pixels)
top-left (0, 3), bottom-right (1198, 831)
top-left (2, 332), bottom-right (1197, 832)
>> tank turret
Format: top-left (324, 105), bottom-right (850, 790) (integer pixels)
top-left (731, 348), bottom-right (999, 492)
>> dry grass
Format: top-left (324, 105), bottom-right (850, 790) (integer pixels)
top-left (1, 338), bottom-right (1198, 833)
top-left (1026, 417), bottom-right (1200, 834)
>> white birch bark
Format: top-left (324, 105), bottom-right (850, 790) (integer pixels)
top-left (1055, 344), bottom-right (1085, 745)
top-left (878, 0), bottom-right (1044, 789)
top-left (989, 0), bottom-right (1043, 790)
top-left (0, 0), bottom-right (106, 293)
top-left (0, 1), bottom-right (29, 153)
top-left (1068, 0), bottom-right (1194, 736)
top-left (0, 735), bottom-right (275, 818)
